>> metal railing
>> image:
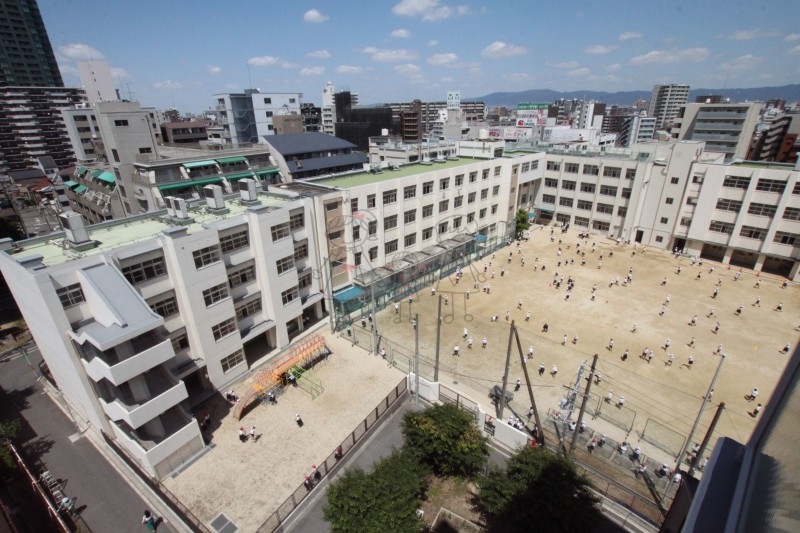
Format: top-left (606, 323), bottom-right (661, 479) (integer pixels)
top-left (255, 377), bottom-right (409, 532)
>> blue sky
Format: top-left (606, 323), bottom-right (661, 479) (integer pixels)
top-left (40, 0), bottom-right (800, 113)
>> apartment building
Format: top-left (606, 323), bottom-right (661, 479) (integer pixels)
top-left (648, 84), bottom-right (690, 129)
top-left (61, 104), bottom-right (104, 162)
top-left (671, 102), bottom-right (760, 160)
top-left (62, 166), bottom-right (126, 223)
top-left (0, 183), bottom-right (325, 477)
top-left (214, 90), bottom-right (302, 147)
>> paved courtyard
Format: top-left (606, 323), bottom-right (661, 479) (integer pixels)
top-left (370, 225), bottom-right (798, 471)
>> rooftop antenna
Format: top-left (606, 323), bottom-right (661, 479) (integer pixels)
top-left (247, 62), bottom-right (253, 90)
top-left (125, 82), bottom-right (134, 101)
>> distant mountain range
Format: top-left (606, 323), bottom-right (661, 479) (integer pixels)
top-left (467, 84), bottom-right (800, 108)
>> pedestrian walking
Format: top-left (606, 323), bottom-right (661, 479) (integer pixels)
top-left (752, 404), bottom-right (762, 417)
top-left (142, 510), bottom-right (157, 531)
top-left (667, 354), bottom-right (675, 366)
top-left (573, 334), bottom-right (579, 344)
top-left (562, 334), bottom-right (567, 346)
top-left (606, 390), bottom-right (613, 402)
top-left (528, 345), bottom-right (534, 357)
top-left (295, 413), bottom-right (304, 427)
top-left (515, 378), bottom-right (521, 392)
top-left (716, 343), bottom-right (723, 355)
top-left (617, 396), bottom-right (625, 408)
top-left (661, 277), bottom-right (667, 286)
top-left (707, 307), bottom-right (716, 318)
top-left (394, 302), bottom-right (399, 314)
top-left (482, 337), bottom-right (488, 349)
top-left (505, 310), bottom-right (510, 322)
top-left (538, 362), bottom-right (545, 376)
top-left (735, 305), bottom-right (743, 316)
top-left (550, 364), bottom-right (558, 377)
top-left (525, 311), bottom-right (531, 322)
top-left (607, 338), bottom-right (614, 350)
top-left (782, 342), bottom-right (791, 354)
top-left (660, 305), bottom-right (666, 316)
top-left (689, 336), bottom-right (695, 348)
top-left (250, 425), bottom-right (256, 443)
top-left (712, 288), bottom-right (719, 298)
top-left (463, 327), bottom-right (468, 339)
top-left (622, 349), bottom-right (629, 361)
top-left (239, 427), bottom-right (247, 442)
top-left (444, 295), bottom-right (449, 306)
top-left (748, 387), bottom-right (759, 402)
top-left (517, 299), bottom-right (523, 309)
top-left (714, 322), bottom-right (720, 334)
top-left (665, 295), bottom-right (671, 306)
top-left (753, 296), bottom-right (761, 307)
top-left (411, 318), bottom-right (416, 330)
top-left (775, 302), bottom-right (784, 312)
top-left (468, 337), bottom-right (474, 349)
top-left (631, 323), bottom-right (638, 333)
top-left (431, 286), bottom-right (436, 296)
top-left (664, 338), bottom-right (671, 350)
top-left (453, 345), bottom-right (460, 356)
top-left (683, 355), bottom-right (694, 369)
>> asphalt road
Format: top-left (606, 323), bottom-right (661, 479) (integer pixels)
top-left (0, 348), bottom-right (174, 533)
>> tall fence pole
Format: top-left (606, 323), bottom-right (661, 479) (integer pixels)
top-left (370, 281), bottom-right (378, 353)
top-left (569, 353), bottom-right (599, 455)
top-left (497, 320), bottom-right (515, 420)
top-left (434, 295), bottom-right (442, 382)
top-left (512, 325), bottom-right (545, 446)
top-left (689, 401), bottom-right (725, 477)
top-left (414, 313), bottom-right (420, 409)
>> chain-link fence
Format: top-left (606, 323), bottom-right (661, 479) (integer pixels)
top-left (594, 398), bottom-right (636, 433)
top-left (639, 418), bottom-right (687, 459)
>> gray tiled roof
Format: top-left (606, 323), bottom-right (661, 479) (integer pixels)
top-left (264, 132), bottom-right (357, 156)
top-left (287, 152), bottom-right (367, 174)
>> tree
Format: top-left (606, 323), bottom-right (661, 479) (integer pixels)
top-left (323, 448), bottom-right (427, 533)
top-left (0, 419), bottom-right (21, 472)
top-left (514, 209), bottom-right (531, 236)
top-left (0, 216), bottom-right (24, 241)
top-left (475, 446), bottom-right (600, 533)
top-left (402, 403), bottom-right (488, 478)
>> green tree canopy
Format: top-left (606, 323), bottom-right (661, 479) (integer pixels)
top-left (515, 209), bottom-right (531, 236)
top-left (323, 448), bottom-right (427, 533)
top-left (0, 419), bottom-right (21, 472)
top-left (475, 446), bottom-right (600, 533)
top-left (402, 403), bottom-right (488, 478)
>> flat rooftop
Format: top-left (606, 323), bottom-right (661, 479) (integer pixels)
top-left (7, 192), bottom-right (293, 268)
top-left (310, 158), bottom-right (484, 189)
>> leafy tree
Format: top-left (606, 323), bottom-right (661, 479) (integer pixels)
top-left (0, 216), bottom-right (24, 241)
top-left (323, 448), bottom-right (427, 533)
top-left (514, 209), bottom-right (531, 236)
top-left (402, 403), bottom-right (488, 478)
top-left (475, 446), bottom-right (600, 533)
top-left (0, 419), bottom-right (21, 471)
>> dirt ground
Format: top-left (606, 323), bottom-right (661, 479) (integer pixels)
top-left (370, 225), bottom-right (799, 473)
top-left (162, 333), bottom-right (402, 533)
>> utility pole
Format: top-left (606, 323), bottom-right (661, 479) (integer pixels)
top-left (497, 320), bottom-right (515, 420)
top-left (512, 325), bottom-right (545, 447)
top-left (434, 295), bottom-right (442, 381)
top-left (569, 353), bottom-right (599, 455)
top-left (414, 313), bottom-right (420, 409)
top-left (370, 281), bottom-right (378, 354)
top-left (689, 402), bottom-right (725, 477)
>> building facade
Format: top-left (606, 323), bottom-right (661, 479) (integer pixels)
top-left (648, 84), bottom-right (690, 129)
top-left (214, 90), bottom-right (302, 147)
top-left (671, 102), bottom-right (760, 160)
top-left (77, 61), bottom-right (118, 104)
top-left (0, 0), bottom-right (62, 88)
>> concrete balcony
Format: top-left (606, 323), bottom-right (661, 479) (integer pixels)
top-left (81, 335), bottom-right (175, 387)
top-left (100, 369), bottom-right (188, 429)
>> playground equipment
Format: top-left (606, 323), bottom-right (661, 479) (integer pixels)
top-left (235, 335), bottom-right (330, 420)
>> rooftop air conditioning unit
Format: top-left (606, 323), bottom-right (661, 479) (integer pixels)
top-left (204, 185), bottom-right (225, 210)
top-left (239, 178), bottom-right (258, 203)
top-left (174, 198), bottom-right (190, 219)
top-left (165, 196), bottom-right (177, 217)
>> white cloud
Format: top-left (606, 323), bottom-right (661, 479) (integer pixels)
top-left (481, 41), bottom-right (528, 58)
top-left (362, 47), bottom-right (417, 62)
top-left (394, 63), bottom-right (423, 77)
top-left (306, 50), bottom-right (330, 59)
top-left (619, 31), bottom-right (642, 41)
top-left (719, 54), bottom-right (761, 71)
top-left (247, 56), bottom-right (293, 68)
top-left (336, 65), bottom-right (364, 74)
top-left (109, 67), bottom-right (130, 79)
top-left (427, 53), bottom-right (458, 66)
top-left (788, 44), bottom-right (800, 55)
top-left (785, 33), bottom-right (800, 42)
top-left (153, 80), bottom-right (183, 89)
top-left (58, 64), bottom-right (78, 76)
top-left (58, 43), bottom-right (104, 61)
top-left (605, 63), bottom-right (622, 72)
top-left (584, 44), bottom-right (617, 55)
top-left (721, 28), bottom-right (781, 40)
top-left (428, 40), bottom-right (438, 46)
top-left (568, 67), bottom-right (592, 77)
top-left (300, 66), bottom-right (325, 76)
top-left (548, 60), bottom-right (579, 69)
top-left (208, 66), bottom-right (221, 75)
top-left (303, 9), bottom-right (328, 23)
top-left (391, 28), bottom-right (411, 38)
top-left (392, 0), bottom-right (469, 21)
top-left (630, 47), bottom-right (709, 65)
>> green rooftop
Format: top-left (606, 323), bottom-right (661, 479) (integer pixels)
top-left (730, 160), bottom-right (795, 170)
top-left (311, 158), bottom-right (481, 189)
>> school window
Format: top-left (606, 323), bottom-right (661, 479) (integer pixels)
top-left (383, 190), bottom-right (397, 205)
top-left (625, 168), bottom-right (636, 179)
top-left (556, 214), bottom-right (571, 224)
top-left (454, 195), bottom-right (463, 208)
top-left (422, 181), bottom-right (434, 194)
top-left (404, 233), bottom-right (417, 247)
top-left (271, 223), bottom-right (290, 241)
top-left (599, 186), bottom-right (617, 197)
top-left (492, 185), bottom-right (500, 196)
top-left (276, 256), bottom-right (295, 275)
top-left (583, 165), bottom-right (599, 176)
top-left (596, 203), bottom-right (613, 214)
top-left (325, 201), bottom-right (340, 211)
top-left (564, 163), bottom-right (579, 173)
top-left (404, 209), bottom-right (416, 224)
top-left (235, 298), bottom-right (262, 320)
top-left (265, 111), bottom-right (273, 117)
top-left (219, 230), bottom-right (249, 253)
top-left (203, 283), bottom-right (229, 306)
top-left (439, 178), bottom-right (450, 190)
top-left (559, 197), bottom-right (573, 207)
top-left (603, 167), bottom-right (621, 178)
top-left (561, 180), bottom-right (576, 191)
top-left (212, 318), bottom-right (237, 341)
top-left (692, 175), bottom-right (704, 184)
top-left (521, 163), bottom-right (531, 172)
top-left (545, 178), bottom-right (558, 188)
top-left (439, 221), bottom-right (449, 234)
top-left (680, 217), bottom-right (691, 226)
top-left (577, 200), bottom-right (593, 211)
top-left (466, 192), bottom-right (476, 205)
top-left (368, 220), bottom-right (377, 236)
top-left (467, 212), bottom-right (475, 223)
top-left (621, 188), bottom-right (632, 199)
top-left (542, 194), bottom-right (555, 204)
top-left (422, 227), bottom-right (433, 240)
top-left (403, 185), bottom-right (417, 199)
top-left (482, 169), bottom-right (490, 180)
top-left (352, 224), bottom-right (360, 241)
top-left (385, 239), bottom-right (398, 254)
top-left (755, 179), bottom-right (786, 193)
top-left (368, 247), bottom-right (378, 260)
top-left (350, 198), bottom-right (358, 212)
top-left (122, 257), bottom-right (167, 284)
top-left (149, 295), bottom-right (179, 317)
top-left (57, 284), bottom-right (85, 308)
top-left (481, 189), bottom-right (489, 200)
top-left (574, 216), bottom-right (589, 227)
top-left (716, 198), bottom-right (742, 212)
top-left (228, 264), bottom-right (256, 288)
top-left (281, 287), bottom-right (299, 305)
top-left (289, 212), bottom-right (305, 230)
top-left (384, 215), bottom-right (398, 230)
top-left (493, 166), bottom-right (501, 177)
top-left (709, 220), bottom-right (734, 234)
top-left (491, 204), bottom-right (498, 215)
top-left (670, 177), bottom-right (680, 184)
top-left (546, 161), bottom-right (560, 171)
top-left (793, 182), bottom-right (800, 195)
top-left (193, 246), bottom-right (221, 269)
top-left (221, 349), bottom-right (245, 373)
top-left (774, 231), bottom-right (799, 245)
top-left (367, 194), bottom-right (376, 208)
top-left (531, 161), bottom-right (540, 170)
top-left (293, 243), bottom-right (308, 261)
top-left (479, 208), bottom-right (487, 219)
top-left (748, 203), bottom-right (777, 217)
top-left (665, 197), bottom-right (674, 205)
top-left (469, 172), bottom-right (477, 183)
top-left (114, 119), bottom-right (129, 127)
top-left (782, 207), bottom-right (800, 221)
top-left (453, 217), bottom-right (462, 229)
top-left (660, 217), bottom-right (669, 224)
top-left (722, 175), bottom-right (750, 189)
top-left (617, 206), bottom-right (628, 217)
top-left (739, 225), bottom-right (766, 240)
top-left (422, 204), bottom-right (433, 218)
top-left (264, 97), bottom-right (272, 104)
top-left (328, 230), bottom-right (343, 241)
top-left (655, 236), bottom-right (664, 243)
top-left (592, 220), bottom-right (610, 231)
top-left (354, 252), bottom-right (362, 266)
top-left (171, 333), bottom-right (189, 353)
top-left (455, 174), bottom-right (464, 186)
top-left (580, 183), bottom-right (595, 193)
top-left (435, 200), bottom-right (447, 213)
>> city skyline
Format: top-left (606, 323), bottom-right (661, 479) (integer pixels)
top-left (39, 0), bottom-right (800, 113)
